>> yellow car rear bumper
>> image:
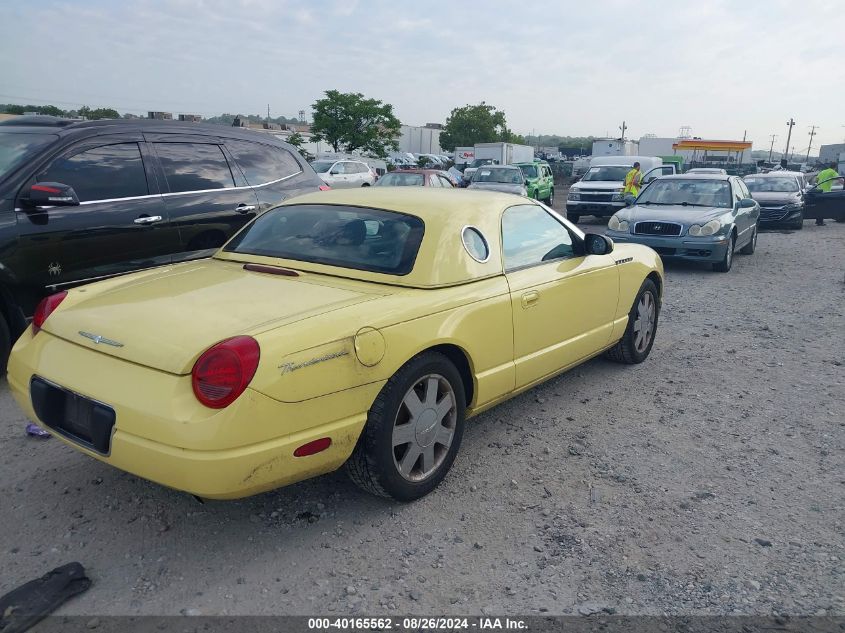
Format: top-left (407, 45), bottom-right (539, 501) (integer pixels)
top-left (8, 330), bottom-right (377, 499)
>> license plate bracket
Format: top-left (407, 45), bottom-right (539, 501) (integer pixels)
top-left (30, 376), bottom-right (115, 455)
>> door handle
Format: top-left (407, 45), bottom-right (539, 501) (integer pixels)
top-left (236, 204), bottom-right (257, 214)
top-left (521, 291), bottom-right (540, 308)
top-left (134, 215), bottom-right (163, 225)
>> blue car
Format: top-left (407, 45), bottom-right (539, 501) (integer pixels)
top-left (604, 174), bottom-right (760, 273)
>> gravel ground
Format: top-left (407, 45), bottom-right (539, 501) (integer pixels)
top-left (0, 214), bottom-right (842, 618)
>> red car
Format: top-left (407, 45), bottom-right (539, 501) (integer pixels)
top-left (375, 169), bottom-right (456, 188)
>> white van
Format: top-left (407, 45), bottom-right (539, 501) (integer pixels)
top-left (565, 156), bottom-right (675, 222)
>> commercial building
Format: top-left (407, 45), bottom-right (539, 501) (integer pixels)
top-left (638, 136), bottom-right (753, 165)
top-left (148, 111), bottom-right (173, 120)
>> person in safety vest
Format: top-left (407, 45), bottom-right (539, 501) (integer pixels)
top-left (622, 162), bottom-right (642, 206)
top-left (813, 161), bottom-right (840, 226)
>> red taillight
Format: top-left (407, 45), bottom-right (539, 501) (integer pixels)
top-left (191, 336), bottom-right (260, 409)
top-left (294, 437), bottom-right (332, 457)
top-left (318, 184), bottom-right (331, 191)
top-left (32, 291), bottom-right (67, 335)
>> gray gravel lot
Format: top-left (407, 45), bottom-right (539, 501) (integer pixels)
top-left (0, 216), bottom-right (842, 617)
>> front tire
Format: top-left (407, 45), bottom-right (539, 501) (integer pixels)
top-left (346, 352), bottom-right (466, 501)
top-left (0, 315), bottom-right (11, 375)
top-left (546, 189), bottom-right (555, 206)
top-left (606, 279), bottom-right (659, 364)
top-left (740, 225), bottom-right (757, 254)
top-left (567, 213), bottom-right (580, 223)
top-left (713, 235), bottom-right (735, 272)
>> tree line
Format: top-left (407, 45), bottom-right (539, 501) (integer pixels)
top-left (2, 94), bottom-right (563, 158)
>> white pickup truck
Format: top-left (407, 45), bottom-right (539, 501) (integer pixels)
top-left (565, 156), bottom-right (676, 222)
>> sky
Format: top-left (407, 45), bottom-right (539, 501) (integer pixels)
top-left (1, 0), bottom-right (844, 153)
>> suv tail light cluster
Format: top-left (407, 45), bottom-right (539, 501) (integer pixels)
top-left (192, 336), bottom-right (260, 409)
top-left (32, 291), bottom-right (67, 335)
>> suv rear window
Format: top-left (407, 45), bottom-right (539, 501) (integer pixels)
top-left (154, 143), bottom-right (235, 193)
top-left (224, 204), bottom-right (425, 275)
top-left (225, 139), bottom-right (301, 186)
top-left (37, 143), bottom-right (149, 202)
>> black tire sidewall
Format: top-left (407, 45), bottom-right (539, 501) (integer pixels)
top-left (0, 316), bottom-right (10, 375)
top-left (367, 353), bottom-right (466, 501)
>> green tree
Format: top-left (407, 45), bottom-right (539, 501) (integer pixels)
top-left (286, 132), bottom-right (313, 160)
top-left (439, 102), bottom-right (524, 151)
top-left (79, 106), bottom-right (119, 120)
top-left (310, 90), bottom-right (400, 158)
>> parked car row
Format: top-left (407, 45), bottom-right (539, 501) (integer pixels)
top-left (0, 116), bottom-right (326, 364)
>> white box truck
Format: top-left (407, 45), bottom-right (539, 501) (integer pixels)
top-left (565, 156), bottom-right (676, 222)
top-left (454, 147), bottom-right (475, 166)
top-left (463, 142), bottom-right (534, 183)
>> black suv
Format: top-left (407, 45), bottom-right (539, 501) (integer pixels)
top-left (0, 116), bottom-right (325, 363)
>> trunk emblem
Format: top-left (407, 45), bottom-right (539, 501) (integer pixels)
top-left (79, 331), bottom-right (124, 347)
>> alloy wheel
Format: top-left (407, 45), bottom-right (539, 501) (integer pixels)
top-left (392, 374), bottom-right (457, 482)
top-left (633, 291), bottom-right (656, 354)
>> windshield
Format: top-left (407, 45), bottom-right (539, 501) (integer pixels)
top-left (474, 167), bottom-right (523, 184)
top-left (0, 132), bottom-right (56, 179)
top-left (311, 161), bottom-right (335, 173)
top-left (469, 159), bottom-right (494, 168)
top-left (744, 176), bottom-right (798, 193)
top-left (519, 165), bottom-right (538, 178)
top-left (637, 179), bottom-right (732, 208)
top-left (375, 172), bottom-right (425, 187)
top-left (688, 168), bottom-right (725, 174)
top-left (582, 166), bottom-right (630, 182)
top-left (224, 204), bottom-right (425, 275)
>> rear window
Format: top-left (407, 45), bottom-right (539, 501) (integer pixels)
top-left (224, 204), bottom-right (425, 275)
top-left (0, 132), bottom-right (56, 179)
top-left (154, 143), bottom-right (235, 193)
top-left (225, 139), bottom-right (301, 185)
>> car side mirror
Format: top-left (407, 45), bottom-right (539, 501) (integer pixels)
top-left (584, 233), bottom-right (614, 256)
top-left (739, 198), bottom-right (756, 208)
top-left (524, 178), bottom-right (530, 185)
top-left (23, 182), bottom-right (80, 208)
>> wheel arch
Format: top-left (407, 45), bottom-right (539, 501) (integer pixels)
top-left (646, 271), bottom-right (663, 301)
top-left (422, 343), bottom-right (475, 409)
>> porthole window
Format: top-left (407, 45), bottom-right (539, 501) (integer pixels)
top-left (462, 226), bottom-right (489, 263)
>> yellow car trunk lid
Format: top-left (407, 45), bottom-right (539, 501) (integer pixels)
top-left (43, 259), bottom-right (386, 375)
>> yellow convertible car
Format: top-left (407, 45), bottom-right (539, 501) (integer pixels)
top-left (9, 188), bottom-right (663, 501)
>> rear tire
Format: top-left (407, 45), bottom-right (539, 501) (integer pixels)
top-left (740, 225), bottom-right (757, 254)
top-left (361, 183), bottom-right (371, 187)
top-left (546, 189), bottom-right (554, 206)
top-left (606, 279), bottom-right (659, 364)
top-left (346, 352), bottom-right (466, 501)
top-left (713, 235), bottom-right (735, 272)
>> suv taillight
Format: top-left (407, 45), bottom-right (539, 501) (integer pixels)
top-left (32, 291), bottom-right (67, 335)
top-left (191, 336), bottom-right (260, 409)
top-left (319, 184), bottom-right (331, 191)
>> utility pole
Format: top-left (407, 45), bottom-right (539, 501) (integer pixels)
top-left (768, 134), bottom-right (778, 162)
top-left (806, 125), bottom-right (818, 161)
top-left (783, 118), bottom-right (795, 162)
top-left (619, 121), bottom-right (627, 143)
top-left (267, 104), bottom-right (270, 121)
top-left (298, 109), bottom-right (305, 124)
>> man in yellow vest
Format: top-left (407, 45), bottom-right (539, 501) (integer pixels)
top-left (814, 161), bottom-right (840, 226)
top-left (623, 162), bottom-right (642, 206)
